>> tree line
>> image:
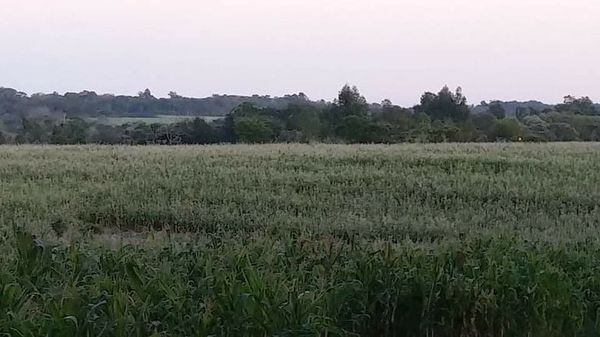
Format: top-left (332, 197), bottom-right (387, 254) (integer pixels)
top-left (0, 85), bottom-right (599, 145)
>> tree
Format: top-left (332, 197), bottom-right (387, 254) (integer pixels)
top-left (168, 91), bottom-right (182, 99)
top-left (548, 123), bottom-right (579, 141)
top-left (49, 118), bottom-right (89, 144)
top-left (155, 124), bottom-right (182, 145)
top-left (488, 102), bottom-right (506, 119)
top-left (516, 107), bottom-right (529, 121)
top-left (138, 89), bottom-right (155, 100)
top-left (325, 85), bottom-right (370, 138)
top-left (230, 103), bottom-right (283, 141)
top-left (379, 100), bottom-right (412, 124)
top-left (454, 120), bottom-right (480, 142)
top-left (286, 104), bottom-right (321, 141)
top-left (20, 118), bottom-right (47, 143)
top-left (562, 115), bottom-right (600, 141)
top-left (87, 125), bottom-right (124, 144)
top-left (180, 118), bottom-right (220, 144)
top-left (416, 86), bottom-right (470, 122)
top-left (522, 115), bottom-right (551, 141)
top-left (556, 96), bottom-right (597, 115)
top-left (376, 100), bottom-right (413, 142)
top-left (336, 84), bottom-right (368, 117)
top-left (234, 116), bottom-right (274, 143)
top-left (336, 115), bottom-right (370, 143)
top-left (127, 123), bottom-right (154, 145)
top-left (429, 120), bottom-right (461, 143)
top-left (325, 85), bottom-right (369, 130)
top-left (408, 113), bottom-right (432, 142)
top-left (221, 114), bottom-right (237, 143)
top-left (493, 119), bottom-right (523, 141)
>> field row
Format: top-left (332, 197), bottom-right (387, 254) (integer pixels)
top-left (1, 143), bottom-right (599, 243)
top-left (1, 143), bottom-right (600, 336)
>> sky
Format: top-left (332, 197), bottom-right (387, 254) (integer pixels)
top-left (1, 0), bottom-right (599, 106)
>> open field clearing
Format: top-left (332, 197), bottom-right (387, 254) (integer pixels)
top-left (1, 143), bottom-right (600, 336)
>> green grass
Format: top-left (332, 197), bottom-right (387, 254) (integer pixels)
top-left (87, 115), bottom-right (223, 126)
top-left (1, 143), bottom-right (600, 336)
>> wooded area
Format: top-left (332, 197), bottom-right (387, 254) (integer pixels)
top-left (1, 85), bottom-right (598, 144)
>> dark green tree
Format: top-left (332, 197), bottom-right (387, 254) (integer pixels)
top-left (488, 102), bottom-right (506, 119)
top-left (138, 88), bottom-right (156, 100)
top-left (548, 123), bottom-right (579, 141)
top-left (286, 104), bottom-right (321, 141)
top-left (181, 118), bottom-right (220, 144)
top-left (376, 99), bottom-right (413, 142)
top-left (522, 115), bottom-right (551, 141)
top-left (516, 107), bottom-right (530, 121)
top-left (49, 118), bottom-right (89, 144)
top-left (20, 118), bottom-right (47, 143)
top-left (416, 86), bottom-right (470, 122)
top-left (556, 96), bottom-right (597, 115)
top-left (337, 115), bottom-right (370, 143)
top-left (230, 103), bottom-right (282, 142)
top-left (325, 85), bottom-right (370, 139)
top-left (221, 114), bottom-right (238, 143)
top-left (234, 116), bottom-right (274, 143)
top-left (336, 85), bottom-right (368, 117)
top-left (324, 85), bottom-right (369, 133)
top-left (493, 119), bottom-right (523, 141)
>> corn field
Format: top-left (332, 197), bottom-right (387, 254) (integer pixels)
top-left (1, 143), bottom-right (600, 336)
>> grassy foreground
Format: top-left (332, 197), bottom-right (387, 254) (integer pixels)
top-left (1, 143), bottom-right (600, 336)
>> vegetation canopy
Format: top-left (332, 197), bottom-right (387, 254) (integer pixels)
top-left (1, 85), bottom-right (599, 144)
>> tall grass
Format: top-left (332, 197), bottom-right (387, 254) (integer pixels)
top-left (1, 143), bottom-right (600, 336)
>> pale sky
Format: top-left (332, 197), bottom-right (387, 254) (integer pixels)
top-left (1, 0), bottom-right (598, 106)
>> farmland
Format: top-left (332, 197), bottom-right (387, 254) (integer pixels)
top-left (1, 143), bottom-right (600, 336)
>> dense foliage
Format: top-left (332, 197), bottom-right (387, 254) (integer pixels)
top-left (1, 86), bottom-right (599, 144)
top-left (0, 87), bottom-right (313, 119)
top-left (1, 143), bottom-right (600, 336)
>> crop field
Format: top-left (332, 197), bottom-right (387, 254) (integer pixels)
top-left (1, 143), bottom-right (600, 336)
